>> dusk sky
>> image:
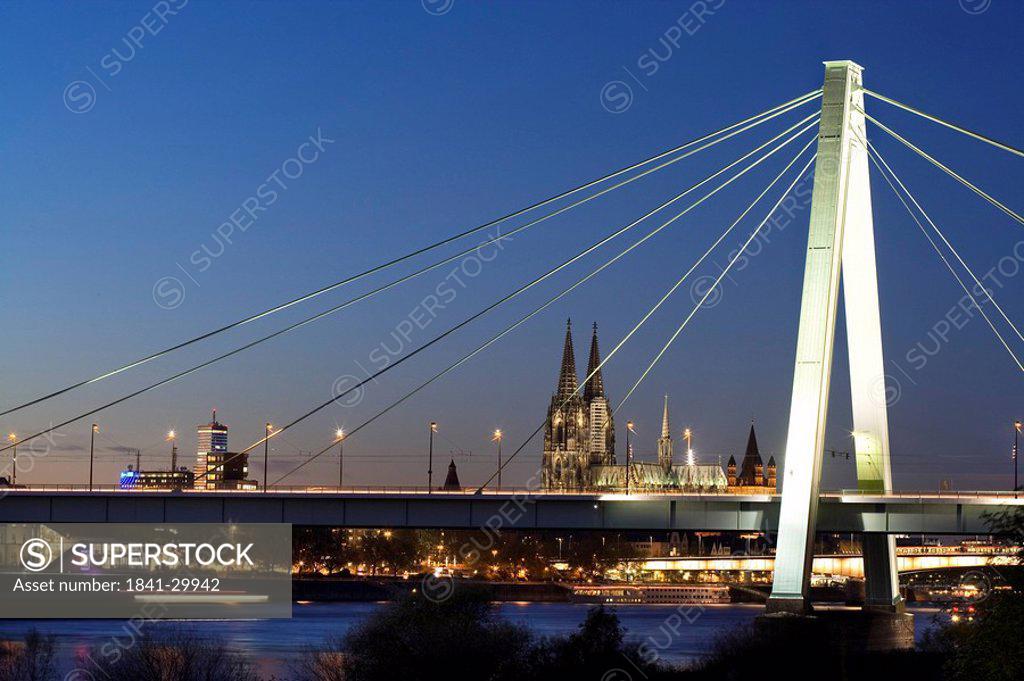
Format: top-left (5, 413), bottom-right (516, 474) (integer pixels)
top-left (2, 0), bottom-right (1023, 491)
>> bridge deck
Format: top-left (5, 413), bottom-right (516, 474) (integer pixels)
top-left (0, 490), bottom-right (1019, 533)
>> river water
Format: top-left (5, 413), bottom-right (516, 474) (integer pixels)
top-left (0, 602), bottom-right (945, 677)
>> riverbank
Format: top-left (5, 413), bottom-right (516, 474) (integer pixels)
top-left (0, 601), bottom-right (947, 677)
top-left (293, 577), bottom-right (854, 605)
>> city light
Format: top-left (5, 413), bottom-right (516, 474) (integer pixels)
top-left (336, 428), bottom-right (345, 440)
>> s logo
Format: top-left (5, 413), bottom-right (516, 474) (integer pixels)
top-left (20, 538), bottom-right (53, 572)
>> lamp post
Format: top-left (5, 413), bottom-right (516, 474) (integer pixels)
top-left (428, 422), bottom-right (437, 493)
top-left (335, 428), bottom-right (345, 489)
top-left (493, 429), bottom-right (503, 490)
top-left (684, 427), bottom-right (694, 466)
top-left (89, 424), bottom-right (98, 491)
top-left (1015, 421), bottom-right (1022, 498)
top-left (263, 423), bottom-right (272, 493)
top-left (7, 433), bottom-right (16, 486)
top-left (167, 430), bottom-right (177, 471)
top-left (626, 421), bottom-right (634, 495)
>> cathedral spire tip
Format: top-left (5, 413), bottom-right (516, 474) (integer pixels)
top-left (583, 322), bottom-right (605, 402)
top-left (556, 319), bottom-right (579, 398)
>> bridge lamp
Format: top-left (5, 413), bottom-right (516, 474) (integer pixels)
top-left (6, 433), bottom-right (16, 486)
top-left (1014, 421), bottom-right (1022, 498)
top-left (626, 421), bottom-right (635, 495)
top-left (335, 428), bottom-right (345, 489)
top-left (88, 424), bottom-right (98, 492)
top-left (428, 422), bottom-right (437, 493)
top-left (492, 429), bottom-right (503, 490)
top-left (262, 423), bottom-right (273, 493)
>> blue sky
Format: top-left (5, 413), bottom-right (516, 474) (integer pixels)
top-left (1, 0), bottom-right (1023, 490)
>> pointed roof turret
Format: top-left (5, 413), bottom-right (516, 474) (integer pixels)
top-left (660, 395), bottom-right (671, 439)
top-left (737, 423), bottom-right (764, 485)
top-left (583, 322), bottom-right (605, 402)
top-left (442, 459), bottom-right (461, 490)
top-left (557, 319), bottom-right (579, 398)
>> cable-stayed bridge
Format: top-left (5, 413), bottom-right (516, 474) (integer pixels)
top-left (3, 61), bottom-right (1024, 615)
top-left (0, 488), bottom-right (1019, 536)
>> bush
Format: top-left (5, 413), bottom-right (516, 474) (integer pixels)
top-left (76, 630), bottom-right (257, 681)
top-left (0, 630), bottom-right (57, 681)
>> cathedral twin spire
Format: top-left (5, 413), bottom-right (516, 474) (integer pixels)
top-left (557, 319), bottom-right (605, 401)
top-left (583, 322), bottom-right (605, 402)
top-left (556, 319), bottom-right (579, 399)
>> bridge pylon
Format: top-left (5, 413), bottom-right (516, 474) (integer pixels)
top-left (767, 61), bottom-right (901, 615)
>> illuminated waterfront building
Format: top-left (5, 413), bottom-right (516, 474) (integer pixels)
top-left (193, 410), bottom-right (258, 491)
top-left (119, 465), bottom-right (195, 490)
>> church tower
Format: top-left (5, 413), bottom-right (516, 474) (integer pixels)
top-left (584, 323), bottom-right (614, 465)
top-left (657, 395), bottom-right (673, 472)
top-left (542, 320), bottom-right (590, 490)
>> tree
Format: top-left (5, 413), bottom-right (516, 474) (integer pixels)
top-left (315, 586), bottom-right (534, 681)
top-left (930, 506), bottom-right (1024, 680)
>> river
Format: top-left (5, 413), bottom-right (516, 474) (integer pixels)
top-left (0, 602), bottom-right (946, 677)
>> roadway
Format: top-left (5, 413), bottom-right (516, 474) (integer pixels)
top-left (0, 487), bottom-right (1020, 533)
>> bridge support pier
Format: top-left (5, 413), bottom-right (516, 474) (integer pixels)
top-left (862, 533), bottom-right (902, 612)
top-left (767, 60), bottom-right (900, 615)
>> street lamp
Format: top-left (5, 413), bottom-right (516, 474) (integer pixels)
top-left (1014, 421), bottom-right (1022, 498)
top-left (335, 428), bottom-right (345, 489)
top-left (626, 421), bottom-right (635, 495)
top-left (7, 433), bottom-right (16, 486)
top-left (167, 430), bottom-right (177, 471)
top-left (492, 429), bottom-right (503, 490)
top-left (684, 428), bottom-right (694, 466)
top-left (89, 424), bottom-right (98, 491)
top-left (263, 423), bottom-right (272, 493)
top-left (428, 422), bottom-right (437, 493)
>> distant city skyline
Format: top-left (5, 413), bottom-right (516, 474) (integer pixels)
top-left (2, 2), bottom-right (1023, 491)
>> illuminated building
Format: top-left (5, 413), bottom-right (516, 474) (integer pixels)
top-left (193, 410), bottom-right (258, 491)
top-left (119, 465), bottom-right (195, 490)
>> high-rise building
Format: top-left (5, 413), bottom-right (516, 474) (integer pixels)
top-left (193, 410), bottom-right (257, 491)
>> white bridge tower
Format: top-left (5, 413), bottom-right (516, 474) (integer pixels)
top-left (768, 61), bottom-right (901, 614)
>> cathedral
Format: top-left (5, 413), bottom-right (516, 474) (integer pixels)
top-left (540, 320), bottom-right (735, 493)
top-left (541, 320), bottom-right (616, 490)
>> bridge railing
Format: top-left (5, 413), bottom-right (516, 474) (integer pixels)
top-left (0, 484), bottom-right (1020, 500)
top-left (828, 489), bottom-right (1023, 500)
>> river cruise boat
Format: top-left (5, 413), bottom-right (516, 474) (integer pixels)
top-left (570, 584), bottom-right (730, 605)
